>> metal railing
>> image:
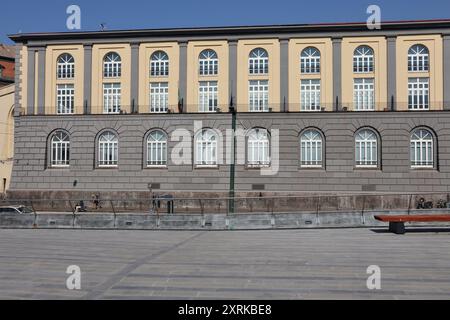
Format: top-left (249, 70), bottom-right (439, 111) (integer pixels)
top-left (1, 192), bottom-right (450, 216)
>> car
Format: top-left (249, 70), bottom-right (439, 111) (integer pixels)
top-left (0, 206), bottom-right (34, 214)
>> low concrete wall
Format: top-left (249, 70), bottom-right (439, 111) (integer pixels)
top-left (1, 210), bottom-right (450, 231)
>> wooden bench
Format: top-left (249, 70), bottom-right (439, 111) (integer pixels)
top-left (374, 215), bottom-right (450, 234)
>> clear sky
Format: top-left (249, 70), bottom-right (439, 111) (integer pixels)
top-left (1, 0), bottom-right (450, 44)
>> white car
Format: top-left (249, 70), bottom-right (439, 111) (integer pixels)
top-left (0, 206), bottom-right (34, 214)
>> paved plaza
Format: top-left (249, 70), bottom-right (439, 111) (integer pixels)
top-left (0, 227), bottom-right (449, 300)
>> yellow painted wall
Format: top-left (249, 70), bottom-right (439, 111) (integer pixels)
top-left (0, 84), bottom-right (14, 192)
top-left (341, 37), bottom-right (387, 111)
top-left (237, 39), bottom-right (280, 112)
top-left (91, 44), bottom-right (131, 114)
top-left (288, 38), bottom-right (333, 111)
top-left (396, 35), bottom-right (443, 110)
top-left (138, 42), bottom-right (179, 113)
top-left (45, 45), bottom-right (84, 114)
top-left (186, 41), bottom-right (229, 113)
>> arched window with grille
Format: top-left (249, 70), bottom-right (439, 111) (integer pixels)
top-left (98, 131), bottom-right (118, 167)
top-left (150, 51), bottom-right (169, 77)
top-left (247, 128), bottom-right (270, 167)
top-left (50, 131), bottom-right (70, 167)
top-left (355, 129), bottom-right (379, 167)
top-left (249, 48), bottom-right (269, 74)
top-left (103, 52), bottom-right (122, 78)
top-left (57, 53), bottom-right (75, 79)
top-left (199, 49), bottom-right (218, 76)
top-left (301, 47), bottom-right (321, 74)
top-left (411, 128), bottom-right (434, 168)
top-left (300, 129), bottom-right (323, 168)
top-left (195, 129), bottom-right (218, 166)
top-left (146, 130), bottom-right (168, 167)
top-left (353, 45), bottom-right (374, 73)
top-left (408, 44), bottom-right (429, 72)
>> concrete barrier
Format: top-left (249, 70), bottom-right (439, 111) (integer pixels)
top-left (1, 210), bottom-right (450, 231)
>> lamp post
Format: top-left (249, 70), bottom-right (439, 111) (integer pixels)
top-left (228, 101), bottom-right (237, 215)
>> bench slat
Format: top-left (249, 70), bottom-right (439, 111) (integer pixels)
top-left (375, 215), bottom-right (450, 223)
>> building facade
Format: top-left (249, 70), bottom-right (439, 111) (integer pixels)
top-left (7, 20), bottom-right (450, 198)
top-left (0, 45), bottom-right (15, 88)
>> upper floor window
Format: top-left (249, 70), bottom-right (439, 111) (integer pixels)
top-left (103, 52), bottom-right (122, 78)
top-left (98, 131), bottom-right (118, 167)
top-left (249, 48), bottom-right (269, 74)
top-left (301, 47), bottom-right (321, 74)
top-left (408, 77), bottom-right (429, 110)
top-left (150, 51), bottom-right (169, 77)
top-left (57, 53), bottom-right (75, 79)
top-left (150, 82), bottom-right (169, 113)
top-left (355, 129), bottom-right (378, 167)
top-left (0, 65), bottom-right (3, 78)
top-left (353, 78), bottom-right (375, 111)
top-left (103, 83), bottom-right (121, 114)
top-left (301, 79), bottom-right (321, 111)
top-left (300, 129), bottom-right (323, 168)
top-left (195, 129), bottom-right (218, 166)
top-left (247, 128), bottom-right (270, 167)
top-left (147, 130), bottom-right (168, 167)
top-left (353, 45), bottom-right (374, 73)
top-left (249, 80), bottom-right (269, 112)
top-left (199, 49), bottom-right (218, 76)
top-left (57, 84), bottom-right (75, 115)
top-left (411, 129), bottom-right (434, 168)
top-left (199, 81), bottom-right (218, 112)
top-left (50, 131), bottom-right (70, 167)
top-left (408, 44), bottom-right (429, 72)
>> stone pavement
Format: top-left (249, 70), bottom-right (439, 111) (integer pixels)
top-left (0, 228), bottom-right (449, 300)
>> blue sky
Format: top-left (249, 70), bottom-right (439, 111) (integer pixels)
top-left (1, 0), bottom-right (450, 43)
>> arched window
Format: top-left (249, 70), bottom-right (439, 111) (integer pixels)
top-left (249, 48), bottom-right (269, 74)
top-left (150, 51), bottom-right (169, 77)
top-left (50, 131), bottom-right (70, 167)
top-left (300, 129), bottom-right (323, 167)
top-left (411, 129), bottom-right (434, 168)
top-left (103, 52), bottom-right (122, 78)
top-left (247, 128), bottom-right (270, 167)
top-left (147, 130), bottom-right (168, 166)
top-left (355, 129), bottom-right (378, 167)
top-left (408, 44), bottom-right (429, 72)
top-left (98, 131), bottom-right (118, 167)
top-left (57, 53), bottom-right (75, 79)
top-left (353, 46), bottom-right (374, 73)
top-left (199, 49), bottom-right (218, 76)
top-left (195, 129), bottom-right (218, 166)
top-left (301, 47), bottom-right (321, 74)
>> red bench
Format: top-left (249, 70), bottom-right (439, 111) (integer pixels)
top-left (374, 215), bottom-right (450, 234)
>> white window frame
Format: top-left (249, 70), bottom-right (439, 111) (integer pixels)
top-left (408, 78), bottom-right (429, 110)
top-left (249, 48), bottom-right (269, 75)
top-left (50, 131), bottom-right (70, 167)
top-left (195, 129), bottom-right (218, 167)
top-left (150, 82), bottom-right (169, 113)
top-left (301, 47), bottom-right (321, 74)
top-left (353, 46), bottom-right (374, 73)
top-left (301, 79), bottom-right (321, 111)
top-left (57, 53), bottom-right (75, 79)
top-left (98, 132), bottom-right (118, 167)
top-left (353, 78), bottom-right (375, 111)
top-left (199, 49), bottom-right (218, 76)
top-left (56, 84), bottom-right (75, 115)
top-left (103, 52), bottom-right (122, 78)
top-left (247, 128), bottom-right (270, 167)
top-left (411, 129), bottom-right (434, 168)
top-left (150, 51), bottom-right (169, 77)
top-left (103, 83), bottom-right (121, 114)
top-left (300, 130), bottom-right (323, 168)
top-left (249, 80), bottom-right (269, 112)
top-left (147, 130), bottom-right (168, 167)
top-left (355, 129), bottom-right (378, 167)
top-left (198, 81), bottom-right (218, 112)
top-left (408, 44), bottom-right (429, 72)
